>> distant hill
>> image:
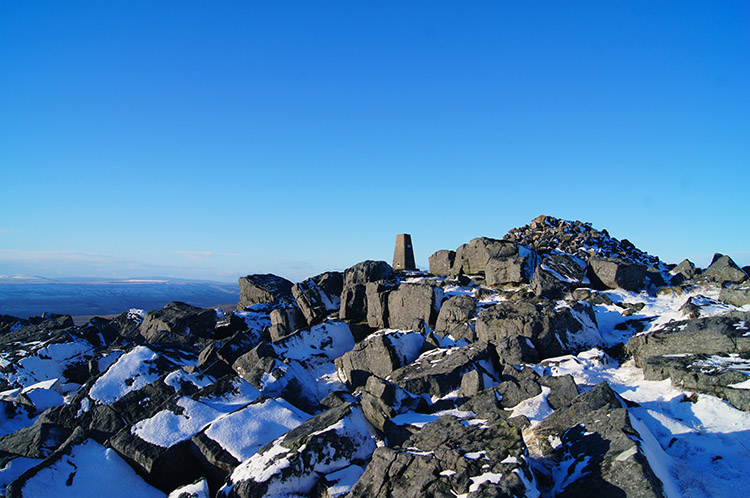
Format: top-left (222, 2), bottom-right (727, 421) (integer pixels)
top-left (0, 277), bottom-right (239, 318)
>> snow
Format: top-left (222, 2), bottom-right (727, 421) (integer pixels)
top-left (538, 348), bottom-right (750, 498)
top-left (508, 386), bottom-right (554, 426)
top-left (468, 471), bottom-right (504, 493)
top-left (19, 439), bottom-right (164, 498)
top-left (133, 397), bottom-right (224, 448)
top-left (167, 479), bottom-right (209, 498)
top-left (88, 346), bottom-right (166, 404)
top-left (196, 377), bottom-right (261, 412)
top-left (1, 341), bottom-right (93, 389)
top-left (163, 370), bottom-right (213, 391)
top-left (389, 409), bottom-right (475, 428)
top-left (276, 321), bottom-right (354, 361)
top-left (204, 398), bottom-right (308, 461)
top-left (0, 457), bottom-right (43, 492)
top-left (324, 464), bottom-right (365, 497)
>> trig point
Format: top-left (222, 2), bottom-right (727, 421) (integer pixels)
top-left (393, 233), bottom-right (416, 271)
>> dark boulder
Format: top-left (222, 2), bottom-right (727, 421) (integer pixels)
top-left (335, 330), bottom-right (424, 390)
top-left (525, 382), bottom-right (666, 498)
top-left (389, 342), bottom-right (499, 399)
top-left (586, 257), bottom-right (648, 291)
top-left (268, 306), bottom-right (305, 341)
top-left (360, 376), bottom-right (427, 432)
top-left (344, 260), bottom-right (395, 286)
top-left (428, 249), bottom-right (455, 276)
top-left (349, 415), bottom-right (531, 498)
top-left (140, 301), bottom-right (218, 345)
top-left (237, 274), bottom-right (294, 311)
top-left (476, 299), bottom-right (602, 362)
top-left (626, 312), bottom-right (750, 366)
top-left (219, 403), bottom-right (375, 498)
top-left (700, 254), bottom-right (748, 284)
top-left (434, 294), bottom-right (477, 342)
top-left (452, 237), bottom-right (519, 275)
top-left (386, 283), bottom-right (444, 330)
top-left (365, 281), bottom-right (395, 329)
top-left (291, 271), bottom-right (343, 325)
top-left (339, 284), bottom-right (367, 323)
top-left (531, 254), bottom-right (587, 299)
top-left (719, 285), bottom-right (750, 307)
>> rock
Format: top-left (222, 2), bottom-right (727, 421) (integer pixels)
top-left (139, 301), bottom-right (218, 345)
top-left (524, 382), bottom-right (666, 498)
top-left (389, 342), bottom-right (499, 399)
top-left (360, 376), bottom-right (426, 432)
top-left (217, 327), bottom-right (270, 366)
top-left (5, 429), bottom-right (164, 498)
top-left (434, 294), bottom-right (477, 342)
top-left (719, 285), bottom-right (750, 307)
top-left (701, 254), bottom-right (748, 284)
top-left (365, 281), bottom-right (395, 329)
top-left (643, 353), bottom-right (750, 411)
top-left (452, 237), bottom-right (521, 276)
top-left (539, 374), bottom-right (579, 410)
top-left (428, 249), bottom-right (455, 276)
top-left (335, 330), bottom-right (425, 390)
top-left (530, 254), bottom-right (587, 298)
top-left (219, 403), bottom-right (375, 498)
top-left (343, 260), bottom-right (395, 286)
top-left (110, 424), bottom-right (204, 492)
top-left (672, 259), bottom-right (699, 280)
top-left (626, 313), bottom-right (750, 366)
top-left (348, 415), bottom-right (531, 498)
top-left (476, 299), bottom-right (602, 362)
top-left (339, 284), bottom-right (367, 323)
top-left (586, 257), bottom-right (648, 291)
top-left (0, 420), bottom-right (72, 459)
top-left (268, 306), bottom-right (305, 341)
top-left (237, 274), bottom-right (294, 311)
top-left (232, 342), bottom-right (279, 387)
top-left (386, 283), bottom-right (444, 330)
top-left (291, 271), bottom-right (343, 325)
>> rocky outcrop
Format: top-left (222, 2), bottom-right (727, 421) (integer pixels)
top-left (237, 274), bottom-right (294, 311)
top-left (586, 257), bottom-right (648, 292)
top-left (291, 271), bottom-right (343, 325)
top-left (700, 253), bottom-right (749, 284)
top-left (139, 301), bottom-right (218, 345)
top-left (220, 403), bottom-right (375, 498)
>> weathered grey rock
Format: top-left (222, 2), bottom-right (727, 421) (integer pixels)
top-left (586, 257), bottom-right (648, 291)
top-left (335, 331), bottom-right (424, 389)
top-left (720, 286), bottom-right (750, 307)
top-left (531, 254), bottom-right (587, 299)
top-left (540, 373), bottom-right (579, 410)
top-left (231, 342), bottom-right (279, 387)
top-left (485, 246), bottom-right (539, 286)
top-left (434, 295), bottom-right (476, 335)
top-left (672, 259), bottom-right (698, 280)
top-left (701, 254), bottom-right (748, 284)
top-left (349, 415), bottom-right (530, 498)
top-left (389, 342), bottom-right (499, 399)
top-left (365, 281), bottom-right (395, 329)
top-left (452, 237), bottom-right (519, 275)
top-left (339, 284), bottom-right (367, 323)
top-left (139, 301), bottom-right (218, 345)
top-left (343, 260), bottom-right (395, 286)
top-left (626, 312), bottom-right (750, 366)
top-left (643, 353), bottom-right (750, 411)
top-left (476, 299), bottom-right (601, 362)
top-left (237, 274), bottom-right (294, 311)
top-left (386, 283), bottom-right (444, 330)
top-left (110, 425), bottom-right (204, 492)
top-left (269, 306), bottom-right (305, 341)
top-left (220, 403), bottom-right (375, 498)
top-left (216, 327), bottom-right (269, 366)
top-left (291, 271), bottom-right (343, 325)
top-left (0, 421), bottom-right (72, 459)
top-left (428, 249), bottom-right (455, 276)
top-left (525, 382), bottom-right (666, 498)
top-left (393, 233), bottom-right (416, 271)
top-left (360, 376), bottom-right (426, 432)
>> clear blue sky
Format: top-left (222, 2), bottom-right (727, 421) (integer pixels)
top-left (1, 1), bottom-right (748, 283)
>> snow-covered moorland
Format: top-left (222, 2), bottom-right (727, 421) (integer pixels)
top-left (0, 215), bottom-right (748, 497)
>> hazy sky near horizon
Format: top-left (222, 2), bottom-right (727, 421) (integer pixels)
top-left (1, 1), bottom-right (748, 283)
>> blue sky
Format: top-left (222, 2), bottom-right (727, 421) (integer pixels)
top-left (1, 1), bottom-right (748, 283)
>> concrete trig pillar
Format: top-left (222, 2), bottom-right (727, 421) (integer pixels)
top-left (393, 233), bottom-right (416, 271)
